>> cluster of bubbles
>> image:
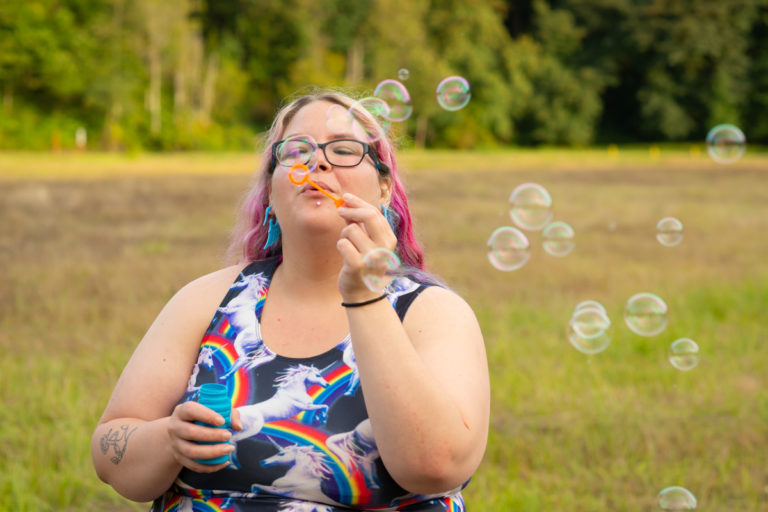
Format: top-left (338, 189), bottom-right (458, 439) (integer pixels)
top-left (340, 71), bottom-right (470, 291)
top-left (472, 80), bottom-right (733, 512)
top-left (324, 71), bottom-right (471, 147)
top-left (487, 183), bottom-right (575, 272)
top-left (567, 292), bottom-right (699, 370)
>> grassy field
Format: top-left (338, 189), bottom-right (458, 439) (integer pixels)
top-left (0, 149), bottom-right (766, 511)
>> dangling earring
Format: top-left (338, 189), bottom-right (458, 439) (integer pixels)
top-left (263, 205), bottom-right (281, 249)
top-left (381, 205), bottom-right (397, 232)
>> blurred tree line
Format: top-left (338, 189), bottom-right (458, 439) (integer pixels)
top-left (1, 0), bottom-right (766, 150)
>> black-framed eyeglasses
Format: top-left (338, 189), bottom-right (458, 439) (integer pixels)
top-left (271, 135), bottom-right (386, 173)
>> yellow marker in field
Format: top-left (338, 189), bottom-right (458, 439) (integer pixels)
top-left (649, 144), bottom-right (660, 161)
top-left (689, 145), bottom-right (701, 158)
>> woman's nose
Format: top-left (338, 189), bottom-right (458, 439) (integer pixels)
top-left (315, 148), bottom-right (332, 172)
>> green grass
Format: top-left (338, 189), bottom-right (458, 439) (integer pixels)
top-left (1, 149), bottom-right (766, 511)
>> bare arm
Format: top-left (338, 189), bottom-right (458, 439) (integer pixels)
top-left (91, 265), bottom-right (245, 502)
top-left (345, 286), bottom-right (489, 494)
top-left (336, 193), bottom-right (490, 494)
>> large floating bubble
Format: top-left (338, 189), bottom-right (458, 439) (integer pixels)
top-left (487, 226), bottom-right (530, 271)
top-left (349, 97), bottom-right (391, 143)
top-left (436, 76), bottom-right (471, 111)
top-left (374, 79), bottom-right (413, 122)
top-left (657, 486), bottom-right (697, 510)
top-left (509, 183), bottom-right (553, 231)
top-left (361, 248), bottom-right (401, 293)
top-left (542, 221), bottom-right (575, 257)
top-left (624, 292), bottom-right (668, 337)
top-left (326, 104), bottom-right (354, 134)
top-left (706, 124), bottom-right (746, 164)
top-left (656, 217), bottom-right (684, 247)
top-left (668, 338), bottom-right (700, 371)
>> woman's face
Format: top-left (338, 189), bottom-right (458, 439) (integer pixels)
top-left (269, 100), bottom-right (391, 236)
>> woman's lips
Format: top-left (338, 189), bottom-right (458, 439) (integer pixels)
top-left (301, 180), bottom-right (335, 195)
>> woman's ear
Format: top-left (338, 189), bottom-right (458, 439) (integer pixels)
top-left (379, 177), bottom-right (392, 207)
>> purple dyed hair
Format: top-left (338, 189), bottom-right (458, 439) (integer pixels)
top-left (227, 90), bottom-right (427, 272)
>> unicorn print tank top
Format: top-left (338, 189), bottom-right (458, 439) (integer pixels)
top-left (151, 257), bottom-right (467, 512)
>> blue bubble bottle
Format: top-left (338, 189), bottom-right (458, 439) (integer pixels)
top-left (194, 383), bottom-right (232, 465)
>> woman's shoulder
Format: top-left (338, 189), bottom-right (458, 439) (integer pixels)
top-left (178, 263), bottom-right (250, 296)
top-left (173, 257), bottom-right (278, 305)
top-left (403, 283), bottom-right (477, 325)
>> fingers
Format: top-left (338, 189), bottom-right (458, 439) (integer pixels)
top-left (175, 400), bottom-right (226, 427)
top-left (230, 407), bottom-right (243, 431)
top-left (171, 439), bottom-right (234, 473)
top-left (337, 193), bottom-right (396, 252)
top-left (168, 402), bottom-right (235, 472)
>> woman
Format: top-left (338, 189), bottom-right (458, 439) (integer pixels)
top-left (91, 90), bottom-right (490, 511)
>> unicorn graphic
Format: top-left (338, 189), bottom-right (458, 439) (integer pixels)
top-left (176, 496), bottom-right (235, 511)
top-left (231, 364), bottom-right (330, 449)
top-left (325, 419), bottom-right (380, 490)
top-left (186, 346), bottom-right (216, 395)
top-left (216, 272), bottom-right (276, 378)
top-left (278, 500), bottom-right (334, 512)
top-left (339, 340), bottom-right (360, 397)
top-left (251, 439), bottom-right (338, 505)
top-left (385, 277), bottom-right (419, 305)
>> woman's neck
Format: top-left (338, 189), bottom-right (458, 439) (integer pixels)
top-left (277, 232), bottom-right (343, 297)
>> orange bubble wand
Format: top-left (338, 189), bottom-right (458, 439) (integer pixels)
top-left (288, 163), bottom-right (344, 207)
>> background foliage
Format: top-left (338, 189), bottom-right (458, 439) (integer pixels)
top-left (1, 0), bottom-right (767, 150)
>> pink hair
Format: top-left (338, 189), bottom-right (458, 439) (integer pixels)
top-left (227, 90), bottom-right (427, 271)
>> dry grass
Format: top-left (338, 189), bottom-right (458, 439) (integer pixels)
top-left (1, 149), bottom-right (766, 511)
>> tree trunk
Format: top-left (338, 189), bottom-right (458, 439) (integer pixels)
top-left (414, 114), bottom-right (428, 148)
top-left (199, 50), bottom-right (219, 125)
top-left (174, 57), bottom-right (187, 119)
top-left (345, 36), bottom-right (364, 84)
top-left (2, 83), bottom-right (12, 111)
top-left (148, 42), bottom-right (162, 136)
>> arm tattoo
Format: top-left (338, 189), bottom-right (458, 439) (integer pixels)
top-left (100, 425), bottom-right (138, 464)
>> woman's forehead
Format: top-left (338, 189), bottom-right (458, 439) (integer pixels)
top-left (283, 100), bottom-right (337, 135)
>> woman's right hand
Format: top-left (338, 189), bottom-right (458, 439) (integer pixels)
top-left (167, 401), bottom-right (240, 473)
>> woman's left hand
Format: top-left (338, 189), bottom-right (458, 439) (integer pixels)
top-left (336, 193), bottom-right (397, 302)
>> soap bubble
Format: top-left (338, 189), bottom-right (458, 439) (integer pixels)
top-left (397, 68), bottom-right (410, 81)
top-left (361, 248), bottom-right (401, 293)
top-left (542, 221), bottom-right (575, 257)
top-left (436, 76), bottom-right (471, 111)
top-left (487, 226), bottom-right (530, 271)
top-left (567, 306), bottom-right (612, 354)
top-left (574, 300), bottom-right (607, 316)
top-left (509, 183), bottom-right (553, 231)
top-left (374, 79), bottom-right (413, 122)
top-left (657, 486), bottom-right (697, 510)
top-left (275, 135), bottom-right (318, 172)
top-left (657, 217), bottom-right (683, 247)
top-left (349, 97), bottom-right (391, 143)
top-left (706, 124), bottom-right (745, 164)
top-left (624, 292), bottom-right (668, 336)
top-left (326, 104), bottom-right (354, 134)
top-left (668, 338), bottom-right (699, 371)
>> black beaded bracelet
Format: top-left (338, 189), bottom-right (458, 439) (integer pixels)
top-left (341, 293), bottom-right (388, 308)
